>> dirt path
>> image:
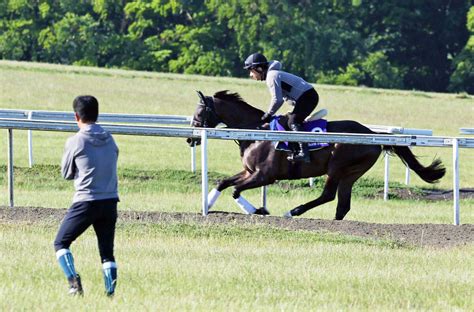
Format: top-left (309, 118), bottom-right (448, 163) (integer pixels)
top-left (0, 206), bottom-right (473, 248)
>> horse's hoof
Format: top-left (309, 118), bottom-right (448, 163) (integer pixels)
top-left (254, 207), bottom-right (270, 215)
top-left (283, 211), bottom-right (293, 218)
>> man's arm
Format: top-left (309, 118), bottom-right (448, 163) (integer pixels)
top-left (61, 138), bottom-right (76, 180)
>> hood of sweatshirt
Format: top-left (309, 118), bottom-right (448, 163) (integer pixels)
top-left (267, 60), bottom-right (282, 71)
top-left (78, 123), bottom-right (112, 146)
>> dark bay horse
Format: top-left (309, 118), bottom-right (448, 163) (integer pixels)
top-left (187, 90), bottom-right (446, 220)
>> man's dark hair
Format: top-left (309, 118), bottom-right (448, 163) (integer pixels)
top-left (73, 95), bottom-right (99, 123)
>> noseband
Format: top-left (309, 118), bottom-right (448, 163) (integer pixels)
top-left (194, 91), bottom-right (221, 128)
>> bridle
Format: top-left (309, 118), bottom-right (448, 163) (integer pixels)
top-left (188, 90), bottom-right (263, 147)
top-left (193, 91), bottom-right (221, 128)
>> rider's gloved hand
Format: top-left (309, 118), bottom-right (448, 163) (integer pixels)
top-left (261, 113), bottom-right (273, 123)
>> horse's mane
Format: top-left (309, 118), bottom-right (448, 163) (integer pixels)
top-left (213, 90), bottom-right (247, 104)
top-left (213, 90), bottom-right (264, 115)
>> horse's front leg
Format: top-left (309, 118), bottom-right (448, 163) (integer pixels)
top-left (232, 171), bottom-right (275, 215)
top-left (207, 170), bottom-right (247, 210)
top-left (216, 170), bottom-right (247, 192)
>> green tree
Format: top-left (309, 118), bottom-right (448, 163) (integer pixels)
top-left (449, 6), bottom-right (474, 94)
top-left (207, 0), bottom-right (363, 80)
top-left (38, 12), bottom-right (101, 65)
top-left (123, 0), bottom-right (219, 72)
top-left (354, 0), bottom-right (470, 92)
top-left (0, 0), bottom-right (41, 60)
top-left (1, 0), bottom-right (472, 93)
top-left (360, 51), bottom-right (404, 89)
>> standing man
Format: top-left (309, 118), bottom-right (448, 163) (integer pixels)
top-left (244, 52), bottom-right (319, 163)
top-left (54, 95), bottom-right (119, 297)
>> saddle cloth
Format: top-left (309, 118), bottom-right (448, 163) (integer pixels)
top-left (269, 116), bottom-right (329, 151)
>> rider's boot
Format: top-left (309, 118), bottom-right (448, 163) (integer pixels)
top-left (287, 123), bottom-right (310, 163)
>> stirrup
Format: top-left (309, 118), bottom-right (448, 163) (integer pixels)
top-left (287, 152), bottom-right (310, 163)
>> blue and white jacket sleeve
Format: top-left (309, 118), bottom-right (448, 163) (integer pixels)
top-left (61, 137), bottom-right (76, 180)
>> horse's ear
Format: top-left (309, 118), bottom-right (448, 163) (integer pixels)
top-left (196, 90), bottom-right (206, 103)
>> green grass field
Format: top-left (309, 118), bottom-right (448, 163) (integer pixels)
top-left (1, 221), bottom-right (473, 310)
top-left (0, 61), bottom-right (473, 310)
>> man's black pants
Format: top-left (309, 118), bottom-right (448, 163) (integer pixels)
top-left (54, 198), bottom-right (118, 263)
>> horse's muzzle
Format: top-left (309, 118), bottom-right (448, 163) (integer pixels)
top-left (187, 137), bottom-right (201, 147)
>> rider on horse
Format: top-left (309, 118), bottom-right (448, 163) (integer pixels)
top-left (244, 52), bottom-right (319, 163)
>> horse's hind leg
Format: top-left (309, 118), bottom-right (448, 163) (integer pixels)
top-left (334, 152), bottom-right (380, 220)
top-left (334, 178), bottom-right (355, 220)
top-left (286, 176), bottom-right (339, 217)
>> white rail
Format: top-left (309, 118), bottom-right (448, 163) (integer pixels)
top-left (2, 119), bottom-right (473, 225)
top-left (0, 109), bottom-right (194, 169)
top-left (0, 109), bottom-right (431, 197)
top-left (366, 124), bottom-right (432, 136)
top-left (0, 109), bottom-right (192, 124)
top-left (460, 128), bottom-right (474, 135)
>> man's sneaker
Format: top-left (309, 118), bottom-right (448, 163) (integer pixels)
top-left (68, 274), bottom-right (83, 296)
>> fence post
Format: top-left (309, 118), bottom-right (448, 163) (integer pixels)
top-left (8, 129), bottom-right (14, 208)
top-left (191, 144), bottom-right (196, 173)
top-left (201, 130), bottom-right (208, 216)
top-left (405, 147), bottom-right (411, 185)
top-left (453, 139), bottom-right (460, 225)
top-left (384, 152), bottom-right (389, 201)
top-left (27, 111), bottom-right (34, 167)
top-left (261, 186), bottom-right (267, 210)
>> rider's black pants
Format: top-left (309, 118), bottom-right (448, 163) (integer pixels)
top-left (288, 88), bottom-right (319, 128)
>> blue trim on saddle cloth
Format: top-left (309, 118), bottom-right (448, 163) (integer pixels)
top-left (269, 117), bottom-right (329, 151)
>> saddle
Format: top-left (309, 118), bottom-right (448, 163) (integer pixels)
top-left (269, 109), bottom-right (329, 152)
top-left (305, 109), bottom-right (328, 122)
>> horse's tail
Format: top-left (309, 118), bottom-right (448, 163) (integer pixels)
top-left (384, 146), bottom-right (446, 183)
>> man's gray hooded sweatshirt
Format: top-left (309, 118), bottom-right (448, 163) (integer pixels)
top-left (265, 60), bottom-right (314, 115)
top-left (61, 123), bottom-right (119, 203)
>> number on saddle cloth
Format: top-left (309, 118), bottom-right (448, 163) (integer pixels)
top-left (269, 114), bottom-right (329, 152)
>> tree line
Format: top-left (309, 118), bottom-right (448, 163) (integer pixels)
top-left (1, 0), bottom-right (473, 94)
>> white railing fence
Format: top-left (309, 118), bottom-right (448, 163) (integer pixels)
top-left (0, 109), bottom-right (432, 200)
top-left (0, 109), bottom-right (195, 170)
top-left (2, 118), bottom-right (473, 225)
top-left (460, 128), bottom-right (474, 135)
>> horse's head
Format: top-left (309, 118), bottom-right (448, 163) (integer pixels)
top-left (187, 90), bottom-right (265, 146)
top-left (187, 91), bottom-right (221, 146)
